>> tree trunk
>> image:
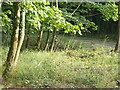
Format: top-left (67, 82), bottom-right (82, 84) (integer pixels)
top-left (50, 1), bottom-right (53, 7)
top-left (50, 30), bottom-right (56, 51)
top-left (3, 2), bottom-right (20, 80)
top-left (37, 29), bottom-right (43, 50)
top-left (0, 2), bottom-right (2, 8)
top-left (54, 33), bottom-right (65, 51)
top-left (14, 3), bottom-right (26, 66)
top-left (44, 30), bottom-right (50, 51)
top-left (26, 24), bottom-right (31, 48)
top-left (114, 2), bottom-right (120, 52)
top-left (50, 0), bottom-right (58, 52)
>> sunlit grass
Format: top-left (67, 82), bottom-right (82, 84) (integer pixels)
top-left (1, 44), bottom-right (119, 88)
top-left (1, 32), bottom-right (119, 88)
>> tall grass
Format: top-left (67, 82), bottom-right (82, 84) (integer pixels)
top-left (1, 32), bottom-right (119, 88)
top-left (1, 44), bottom-right (119, 88)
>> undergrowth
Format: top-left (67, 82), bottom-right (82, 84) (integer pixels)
top-left (1, 32), bottom-right (119, 88)
top-left (1, 44), bottom-right (119, 88)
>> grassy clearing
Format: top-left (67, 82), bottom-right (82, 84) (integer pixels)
top-left (1, 32), bottom-right (119, 88)
top-left (1, 44), bottom-right (119, 88)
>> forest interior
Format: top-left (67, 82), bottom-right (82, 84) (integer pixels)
top-left (0, 0), bottom-right (120, 89)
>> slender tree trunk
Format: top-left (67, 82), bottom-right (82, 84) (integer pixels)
top-left (50, 1), bottom-right (53, 7)
top-left (56, 0), bottom-right (58, 9)
top-left (0, 2), bottom-right (2, 7)
top-left (50, 0), bottom-right (58, 52)
top-left (26, 24), bottom-right (31, 48)
top-left (50, 30), bottom-right (57, 51)
top-left (37, 29), bottom-right (43, 50)
top-left (44, 30), bottom-right (50, 51)
top-left (115, 2), bottom-right (120, 52)
top-left (54, 33), bottom-right (65, 51)
top-left (14, 3), bottom-right (26, 66)
top-left (3, 2), bottom-right (20, 80)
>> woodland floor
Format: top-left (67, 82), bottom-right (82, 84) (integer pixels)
top-left (0, 35), bottom-right (118, 88)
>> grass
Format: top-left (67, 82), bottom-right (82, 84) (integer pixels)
top-left (1, 32), bottom-right (119, 88)
top-left (1, 45), bottom-right (119, 88)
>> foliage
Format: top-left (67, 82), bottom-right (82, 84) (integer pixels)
top-left (1, 2), bottom-right (13, 34)
top-left (96, 2), bottom-right (118, 21)
top-left (1, 2), bottom-right (118, 36)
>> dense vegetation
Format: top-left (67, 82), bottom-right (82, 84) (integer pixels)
top-left (1, 39), bottom-right (118, 88)
top-left (0, 0), bottom-right (119, 88)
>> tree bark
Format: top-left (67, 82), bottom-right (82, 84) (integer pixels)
top-left (37, 29), bottom-right (43, 50)
top-left (14, 3), bottom-right (26, 66)
top-left (50, 30), bottom-right (57, 51)
top-left (44, 30), bottom-right (50, 51)
top-left (26, 24), bottom-right (31, 49)
top-left (114, 2), bottom-right (120, 52)
top-left (3, 2), bottom-right (20, 80)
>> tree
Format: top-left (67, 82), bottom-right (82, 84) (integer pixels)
top-left (115, 1), bottom-right (120, 52)
top-left (25, 24), bottom-right (31, 48)
top-left (44, 29), bottom-right (50, 50)
top-left (50, 0), bottom-right (58, 52)
top-left (14, 2), bottom-right (26, 66)
top-left (37, 26), bottom-right (43, 50)
top-left (3, 2), bottom-right (20, 80)
top-left (3, 2), bottom-right (26, 80)
top-left (0, 2), bottom-right (2, 8)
